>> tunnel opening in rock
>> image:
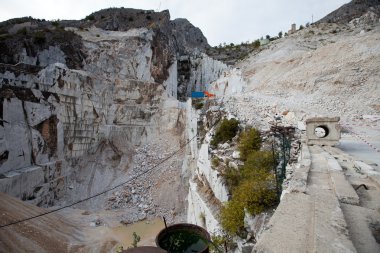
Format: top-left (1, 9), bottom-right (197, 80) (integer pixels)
top-left (314, 125), bottom-right (329, 138)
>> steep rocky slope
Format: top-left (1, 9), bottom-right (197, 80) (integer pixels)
top-left (187, 4), bottom-right (380, 252)
top-left (217, 15), bottom-right (380, 128)
top-left (2, 1), bottom-right (380, 252)
top-left (318, 0), bottom-right (380, 24)
top-left (0, 192), bottom-right (117, 252)
top-left (0, 8), bottom-right (227, 251)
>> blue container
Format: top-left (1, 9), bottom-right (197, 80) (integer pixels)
top-left (191, 92), bottom-right (205, 98)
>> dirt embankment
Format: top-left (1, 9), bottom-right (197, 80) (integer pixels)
top-left (0, 192), bottom-right (116, 253)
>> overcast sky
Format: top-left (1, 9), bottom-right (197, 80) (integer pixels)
top-left (1, 0), bottom-right (350, 46)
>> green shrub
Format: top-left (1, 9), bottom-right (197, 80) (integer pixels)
top-left (33, 31), bottom-right (46, 44)
top-left (194, 101), bottom-right (204, 110)
top-left (220, 199), bottom-right (245, 235)
top-left (85, 14), bottom-right (95, 21)
top-left (238, 128), bottom-right (262, 161)
top-left (235, 168), bottom-right (277, 215)
top-left (252, 39), bottom-right (260, 49)
top-left (0, 28), bottom-right (8, 35)
top-left (210, 118), bottom-right (239, 147)
top-left (221, 166), bottom-right (240, 191)
top-left (220, 151), bottom-right (278, 236)
top-left (241, 151), bottom-right (276, 174)
top-left (212, 157), bottom-right (220, 167)
top-left (131, 232), bottom-right (140, 248)
top-left (51, 20), bottom-right (60, 27)
top-left (210, 234), bottom-right (234, 253)
top-left (16, 27), bottom-right (27, 35)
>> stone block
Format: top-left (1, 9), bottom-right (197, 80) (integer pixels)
top-left (329, 171), bottom-right (359, 205)
top-left (0, 165), bottom-right (44, 199)
top-left (306, 117), bottom-right (341, 146)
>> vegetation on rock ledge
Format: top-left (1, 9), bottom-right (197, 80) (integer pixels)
top-left (220, 128), bottom-right (278, 236)
top-left (210, 118), bottom-right (239, 147)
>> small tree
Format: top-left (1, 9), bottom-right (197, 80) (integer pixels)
top-left (220, 199), bottom-right (245, 235)
top-left (85, 15), bottom-right (95, 21)
top-left (222, 166), bottom-right (241, 191)
top-left (278, 31), bottom-right (283, 38)
top-left (241, 151), bottom-right (275, 175)
top-left (210, 118), bottom-right (239, 147)
top-left (238, 128), bottom-right (262, 161)
top-left (33, 31), bottom-right (46, 44)
top-left (266, 35), bottom-right (270, 40)
top-left (210, 234), bottom-right (233, 253)
top-left (220, 150), bottom-right (278, 236)
top-left (131, 232), bottom-right (141, 248)
top-left (252, 39), bottom-right (260, 49)
top-left (234, 169), bottom-right (277, 215)
top-left (299, 25), bottom-right (304, 30)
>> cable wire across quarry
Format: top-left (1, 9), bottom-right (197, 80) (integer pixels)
top-left (0, 134), bottom-right (197, 229)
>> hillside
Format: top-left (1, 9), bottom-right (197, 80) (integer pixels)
top-left (202, 3), bottom-right (380, 252)
top-left (318, 0), bottom-right (380, 24)
top-left (215, 15), bottom-right (380, 128)
top-left (1, 1), bottom-right (380, 253)
top-left (0, 192), bottom-right (117, 252)
top-left (0, 7), bottom-right (225, 252)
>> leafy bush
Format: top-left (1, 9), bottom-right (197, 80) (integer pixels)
top-left (238, 128), bottom-right (262, 161)
top-left (210, 234), bottom-right (234, 253)
top-left (194, 101), bottom-right (204, 110)
top-left (33, 31), bottom-right (46, 44)
top-left (220, 151), bottom-right (278, 236)
top-left (212, 157), bottom-right (220, 167)
top-left (16, 27), bottom-right (27, 35)
top-left (210, 118), bottom-right (239, 147)
top-left (51, 20), bottom-right (60, 27)
top-left (241, 151), bottom-right (276, 175)
top-left (131, 232), bottom-right (140, 248)
top-left (221, 166), bottom-right (240, 191)
top-left (85, 14), bottom-right (95, 21)
top-left (220, 199), bottom-right (245, 235)
top-left (235, 168), bottom-right (277, 215)
top-left (252, 39), bottom-right (260, 49)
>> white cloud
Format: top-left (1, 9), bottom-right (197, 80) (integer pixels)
top-left (0, 0), bottom-right (350, 46)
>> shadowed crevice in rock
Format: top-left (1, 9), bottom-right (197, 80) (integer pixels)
top-left (35, 116), bottom-right (58, 158)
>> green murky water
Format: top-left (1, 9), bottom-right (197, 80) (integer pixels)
top-left (158, 229), bottom-right (208, 253)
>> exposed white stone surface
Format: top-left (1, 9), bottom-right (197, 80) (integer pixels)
top-left (197, 144), bottom-right (229, 203)
top-left (187, 180), bottom-right (222, 235)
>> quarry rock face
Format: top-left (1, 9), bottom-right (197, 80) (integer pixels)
top-left (2, 2), bottom-right (379, 252)
top-left (177, 53), bottom-right (228, 101)
top-left (0, 9), bottom-right (225, 211)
